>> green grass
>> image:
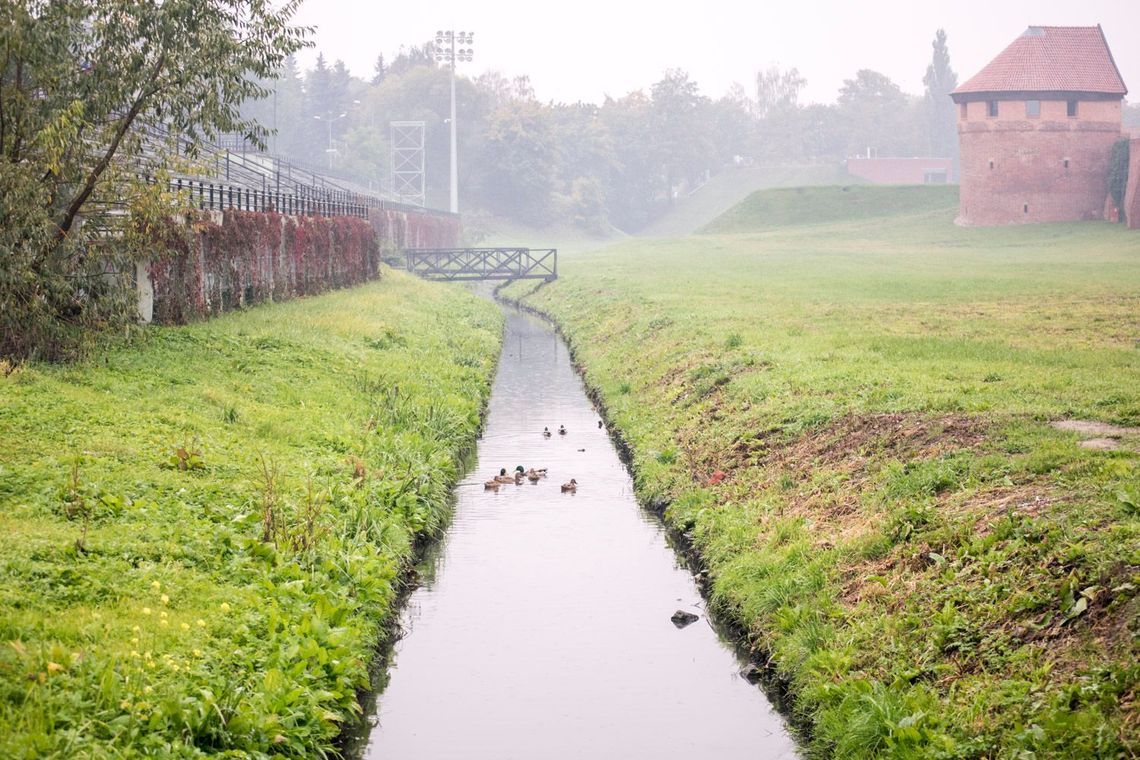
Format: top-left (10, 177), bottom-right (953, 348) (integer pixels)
top-left (640, 163), bottom-right (858, 237)
top-left (0, 271), bottom-right (501, 758)
top-left (701, 183), bottom-right (959, 234)
top-left (503, 186), bottom-right (1140, 757)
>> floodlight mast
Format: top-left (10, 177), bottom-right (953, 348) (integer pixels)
top-left (435, 30), bottom-right (474, 214)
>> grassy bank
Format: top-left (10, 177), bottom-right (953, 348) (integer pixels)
top-left (503, 186), bottom-right (1140, 757)
top-left (0, 271), bottom-right (501, 758)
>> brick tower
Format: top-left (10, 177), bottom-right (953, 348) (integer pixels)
top-left (951, 26), bottom-right (1127, 225)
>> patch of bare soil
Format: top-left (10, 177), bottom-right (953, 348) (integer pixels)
top-left (1080, 438), bottom-right (1122, 450)
top-left (1052, 419), bottom-right (1140, 438)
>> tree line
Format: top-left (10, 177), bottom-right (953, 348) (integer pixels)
top-left (244, 30), bottom-right (962, 233)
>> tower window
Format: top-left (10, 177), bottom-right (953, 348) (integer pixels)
top-left (1063, 158), bottom-right (1070, 169)
top-left (1024, 203), bottom-right (1029, 214)
top-left (1026, 100), bottom-right (1040, 117)
top-left (987, 100), bottom-right (999, 117)
top-left (989, 159), bottom-right (995, 170)
top-left (1067, 100), bottom-right (1078, 117)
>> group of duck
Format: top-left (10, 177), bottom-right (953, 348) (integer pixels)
top-left (483, 424), bottom-right (578, 493)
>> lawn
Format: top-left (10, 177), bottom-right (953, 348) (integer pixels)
top-left (0, 271), bottom-right (501, 758)
top-left (503, 185), bottom-right (1140, 757)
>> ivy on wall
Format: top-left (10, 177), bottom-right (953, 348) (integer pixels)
top-left (149, 211), bottom-right (378, 324)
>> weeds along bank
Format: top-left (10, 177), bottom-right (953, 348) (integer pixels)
top-left (0, 271), bottom-right (501, 757)
top-left (503, 186), bottom-right (1140, 757)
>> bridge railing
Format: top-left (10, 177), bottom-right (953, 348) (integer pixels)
top-left (404, 248), bottom-right (558, 282)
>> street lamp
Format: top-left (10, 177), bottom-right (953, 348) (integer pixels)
top-left (435, 30), bottom-right (474, 213)
top-left (313, 111), bottom-right (347, 171)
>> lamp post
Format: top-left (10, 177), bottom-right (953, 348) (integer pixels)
top-left (313, 111), bottom-right (347, 171)
top-left (435, 30), bottom-right (474, 213)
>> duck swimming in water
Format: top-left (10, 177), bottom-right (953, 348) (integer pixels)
top-left (543, 427), bottom-right (552, 438)
top-left (484, 480), bottom-right (501, 491)
top-left (561, 478), bottom-right (577, 493)
top-left (494, 467), bottom-right (516, 484)
top-left (558, 425), bottom-right (567, 435)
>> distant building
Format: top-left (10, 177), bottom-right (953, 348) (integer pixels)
top-left (845, 156), bottom-right (955, 185)
top-left (951, 25), bottom-right (1128, 225)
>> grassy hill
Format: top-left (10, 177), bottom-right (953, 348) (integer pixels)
top-left (639, 164), bottom-right (857, 238)
top-left (702, 184), bottom-right (959, 234)
top-left (503, 188), bottom-right (1140, 757)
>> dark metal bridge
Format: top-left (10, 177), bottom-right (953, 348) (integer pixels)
top-left (404, 247), bottom-right (557, 282)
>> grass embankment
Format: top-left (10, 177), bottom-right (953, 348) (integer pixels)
top-left (0, 272), bottom-right (501, 758)
top-left (503, 185), bottom-right (1140, 757)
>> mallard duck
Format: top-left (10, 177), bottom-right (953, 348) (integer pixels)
top-left (494, 468), bottom-right (516, 484)
top-left (527, 469), bottom-right (541, 483)
top-left (543, 427), bottom-right (552, 438)
top-left (558, 425), bottom-right (567, 435)
top-left (561, 478), bottom-right (577, 493)
top-left (484, 480), bottom-right (501, 491)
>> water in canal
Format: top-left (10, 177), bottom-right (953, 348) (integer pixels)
top-left (353, 305), bottom-right (798, 759)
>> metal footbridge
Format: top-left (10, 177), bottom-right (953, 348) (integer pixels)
top-left (404, 247), bottom-right (557, 282)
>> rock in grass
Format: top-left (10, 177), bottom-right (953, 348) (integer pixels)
top-left (671, 610), bottom-right (699, 628)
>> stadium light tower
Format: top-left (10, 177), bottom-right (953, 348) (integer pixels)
top-left (435, 30), bottom-right (474, 213)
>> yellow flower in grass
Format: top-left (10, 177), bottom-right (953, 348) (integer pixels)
top-left (46, 662), bottom-right (64, 674)
top-left (143, 685), bottom-right (153, 694)
top-left (219, 603), bottom-right (231, 612)
top-left (141, 607), bottom-right (151, 616)
top-left (180, 623), bottom-right (190, 631)
top-left (192, 649), bottom-right (202, 658)
top-left (159, 619), bottom-right (168, 627)
top-left (160, 594), bottom-right (170, 605)
top-left (196, 619), bottom-right (206, 628)
top-left (151, 580), bottom-right (161, 590)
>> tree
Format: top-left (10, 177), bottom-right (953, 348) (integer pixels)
top-left (922, 29), bottom-right (958, 159)
top-left (837, 69), bottom-right (919, 157)
top-left (372, 53), bottom-right (387, 85)
top-left (1, 0), bottom-right (308, 361)
top-left (755, 65), bottom-right (806, 118)
top-left (649, 69), bottom-right (713, 206)
top-left (472, 99), bottom-right (558, 224)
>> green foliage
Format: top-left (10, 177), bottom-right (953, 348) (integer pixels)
top-left (1108, 138), bottom-right (1130, 222)
top-left (0, 273), bottom-right (501, 756)
top-left (0, 0), bottom-right (309, 361)
top-left (504, 187), bottom-right (1140, 755)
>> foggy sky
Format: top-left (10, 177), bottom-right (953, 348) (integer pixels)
top-left (293, 0), bottom-right (1139, 106)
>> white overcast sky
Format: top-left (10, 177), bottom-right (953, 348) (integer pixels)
top-left (293, 0), bottom-right (1139, 105)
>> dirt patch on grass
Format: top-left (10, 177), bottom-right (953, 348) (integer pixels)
top-left (695, 412), bottom-right (988, 489)
top-left (1052, 420), bottom-right (1140, 438)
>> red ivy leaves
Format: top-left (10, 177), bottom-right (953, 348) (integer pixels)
top-left (149, 211), bottom-right (393, 324)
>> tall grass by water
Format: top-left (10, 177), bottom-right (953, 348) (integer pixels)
top-left (0, 271), bottom-right (501, 757)
top-left (504, 185), bottom-right (1140, 757)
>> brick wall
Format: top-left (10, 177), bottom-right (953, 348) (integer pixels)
top-left (957, 103), bottom-right (1121, 225)
top-left (846, 157), bottom-right (955, 184)
top-left (1126, 137), bottom-right (1140, 230)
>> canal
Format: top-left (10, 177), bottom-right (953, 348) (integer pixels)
top-left (351, 303), bottom-right (798, 759)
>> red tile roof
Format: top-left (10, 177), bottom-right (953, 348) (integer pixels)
top-left (953, 25), bottom-right (1127, 96)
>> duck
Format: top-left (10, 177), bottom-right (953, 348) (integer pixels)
top-left (561, 478), bottom-right (578, 493)
top-left (494, 467), bottom-right (516, 484)
top-left (484, 480), bottom-right (501, 491)
top-left (543, 427), bottom-right (552, 438)
top-left (558, 425), bottom-right (567, 435)
top-left (527, 469), bottom-right (541, 483)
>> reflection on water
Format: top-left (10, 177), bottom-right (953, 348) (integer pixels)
top-left (356, 306), bottom-right (798, 759)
